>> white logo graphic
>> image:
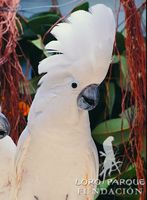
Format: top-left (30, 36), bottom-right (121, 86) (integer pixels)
top-left (100, 136), bottom-right (122, 180)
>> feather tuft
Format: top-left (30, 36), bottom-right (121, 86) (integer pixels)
top-left (39, 4), bottom-right (116, 84)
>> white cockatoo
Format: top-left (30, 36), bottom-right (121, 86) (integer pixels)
top-left (13, 4), bottom-right (115, 200)
top-left (0, 113), bottom-right (16, 200)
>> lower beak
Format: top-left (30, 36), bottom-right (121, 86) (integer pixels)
top-left (77, 84), bottom-right (99, 111)
top-left (0, 113), bottom-right (10, 139)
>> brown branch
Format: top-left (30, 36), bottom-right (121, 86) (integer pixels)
top-left (118, 1), bottom-right (146, 29)
top-left (120, 1), bottom-right (146, 200)
top-left (50, 0), bottom-right (61, 16)
top-left (138, 1), bottom-right (146, 15)
top-left (51, 0), bottom-right (59, 6)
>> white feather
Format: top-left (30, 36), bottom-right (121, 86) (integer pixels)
top-left (14, 5), bottom-right (115, 200)
top-left (38, 54), bottom-right (70, 74)
top-left (39, 4), bottom-right (116, 84)
top-left (0, 136), bottom-right (16, 200)
top-left (45, 40), bottom-right (61, 52)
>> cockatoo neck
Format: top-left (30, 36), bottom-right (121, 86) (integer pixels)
top-left (27, 83), bottom-right (91, 139)
top-left (28, 109), bottom-right (90, 134)
top-left (27, 109), bottom-right (91, 146)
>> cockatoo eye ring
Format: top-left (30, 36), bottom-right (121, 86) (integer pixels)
top-left (71, 82), bottom-right (78, 89)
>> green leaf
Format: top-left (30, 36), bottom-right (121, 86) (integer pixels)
top-left (29, 37), bottom-right (44, 50)
top-left (92, 118), bottom-right (130, 145)
top-left (17, 14), bottom-right (37, 40)
top-left (94, 178), bottom-right (115, 199)
top-left (18, 39), bottom-right (46, 72)
top-left (29, 11), bottom-right (58, 19)
top-left (116, 32), bottom-right (125, 54)
top-left (121, 55), bottom-right (129, 88)
top-left (115, 55), bottom-right (130, 90)
top-left (119, 194), bottom-right (139, 200)
top-left (19, 75), bottom-right (42, 95)
top-left (112, 55), bottom-right (119, 64)
top-left (28, 13), bottom-right (60, 35)
top-left (72, 2), bottom-right (89, 12)
top-left (120, 165), bottom-right (136, 179)
top-left (115, 166), bottom-right (139, 200)
top-left (106, 82), bottom-right (115, 116)
top-left (28, 76), bottom-right (42, 95)
top-left (120, 107), bottom-right (146, 159)
top-left (119, 106), bottom-right (136, 121)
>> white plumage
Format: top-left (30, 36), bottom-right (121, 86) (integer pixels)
top-left (13, 4), bottom-right (115, 200)
top-left (0, 114), bottom-right (16, 200)
top-left (42, 4), bottom-right (115, 84)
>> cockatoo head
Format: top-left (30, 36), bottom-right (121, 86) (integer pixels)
top-left (28, 4), bottom-right (115, 129)
top-left (0, 113), bottom-right (10, 139)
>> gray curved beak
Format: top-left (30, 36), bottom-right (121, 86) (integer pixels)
top-left (77, 84), bottom-right (99, 111)
top-left (0, 113), bottom-right (10, 139)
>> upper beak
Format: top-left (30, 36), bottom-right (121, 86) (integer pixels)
top-left (0, 113), bottom-right (10, 139)
top-left (77, 84), bottom-right (99, 111)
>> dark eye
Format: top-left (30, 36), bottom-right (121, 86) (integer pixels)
top-left (0, 130), bottom-right (6, 139)
top-left (71, 82), bottom-right (78, 89)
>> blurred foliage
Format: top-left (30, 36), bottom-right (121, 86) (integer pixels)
top-left (16, 2), bottom-right (146, 200)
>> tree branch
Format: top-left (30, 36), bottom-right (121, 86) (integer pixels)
top-left (51, 0), bottom-right (61, 15)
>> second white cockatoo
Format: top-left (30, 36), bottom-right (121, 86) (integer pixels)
top-left (0, 113), bottom-right (16, 200)
top-left (14, 4), bottom-right (115, 200)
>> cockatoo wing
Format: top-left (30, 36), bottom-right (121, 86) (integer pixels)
top-left (0, 136), bottom-right (16, 200)
top-left (0, 113), bottom-right (16, 200)
top-left (12, 127), bottom-right (31, 199)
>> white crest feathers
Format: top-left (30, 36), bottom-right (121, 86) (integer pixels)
top-left (39, 4), bottom-right (115, 84)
